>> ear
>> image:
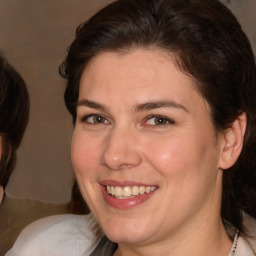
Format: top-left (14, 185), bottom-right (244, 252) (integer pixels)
top-left (219, 112), bottom-right (247, 170)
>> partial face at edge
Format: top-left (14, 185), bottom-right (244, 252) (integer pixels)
top-left (71, 49), bottom-right (225, 245)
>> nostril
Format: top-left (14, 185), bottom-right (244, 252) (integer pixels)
top-left (100, 130), bottom-right (142, 170)
top-left (100, 148), bottom-right (142, 170)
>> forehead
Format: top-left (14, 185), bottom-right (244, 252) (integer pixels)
top-left (79, 49), bottom-right (199, 100)
top-left (77, 49), bottom-right (214, 131)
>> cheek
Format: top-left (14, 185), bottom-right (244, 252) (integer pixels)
top-left (71, 131), bottom-right (101, 208)
top-left (141, 131), bottom-right (217, 183)
top-left (71, 130), bottom-right (100, 177)
top-left (142, 136), bottom-right (191, 176)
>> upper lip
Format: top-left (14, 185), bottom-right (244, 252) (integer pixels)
top-left (99, 179), bottom-right (158, 187)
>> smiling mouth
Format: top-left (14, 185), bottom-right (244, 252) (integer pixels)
top-left (106, 185), bottom-right (157, 199)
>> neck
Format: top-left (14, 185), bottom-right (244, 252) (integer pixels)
top-left (115, 219), bottom-right (232, 256)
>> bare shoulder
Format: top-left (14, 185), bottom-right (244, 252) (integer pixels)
top-left (6, 213), bottom-right (101, 256)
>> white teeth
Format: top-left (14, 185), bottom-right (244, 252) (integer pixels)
top-left (114, 187), bottom-right (122, 197)
top-left (131, 186), bottom-right (140, 196)
top-left (123, 186), bottom-right (131, 197)
top-left (145, 186), bottom-right (151, 193)
top-left (150, 187), bottom-right (155, 191)
top-left (139, 186), bottom-right (145, 195)
top-left (111, 186), bottom-right (115, 195)
top-left (106, 185), bottom-right (157, 198)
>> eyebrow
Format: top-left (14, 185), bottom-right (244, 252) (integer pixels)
top-left (77, 99), bottom-right (188, 113)
top-left (134, 101), bottom-right (188, 112)
top-left (77, 99), bottom-right (108, 112)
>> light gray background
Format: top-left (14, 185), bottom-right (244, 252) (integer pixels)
top-left (0, 0), bottom-right (255, 203)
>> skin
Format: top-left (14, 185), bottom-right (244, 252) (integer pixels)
top-left (71, 48), bottom-right (242, 256)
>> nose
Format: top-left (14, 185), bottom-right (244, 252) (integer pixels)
top-left (100, 127), bottom-right (142, 170)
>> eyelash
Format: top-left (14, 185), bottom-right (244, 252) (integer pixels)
top-left (80, 114), bottom-right (110, 124)
top-left (143, 115), bottom-right (175, 126)
top-left (80, 114), bottom-right (175, 126)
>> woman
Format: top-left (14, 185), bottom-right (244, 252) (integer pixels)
top-left (0, 54), bottom-right (29, 205)
top-left (7, 0), bottom-right (256, 255)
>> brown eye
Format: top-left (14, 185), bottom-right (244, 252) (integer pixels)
top-left (145, 116), bottom-right (174, 126)
top-left (154, 117), bottom-right (169, 125)
top-left (82, 114), bottom-right (110, 124)
top-left (93, 115), bottom-right (105, 123)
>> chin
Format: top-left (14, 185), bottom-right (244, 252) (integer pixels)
top-left (100, 217), bottom-right (155, 245)
top-left (106, 230), bottom-right (148, 244)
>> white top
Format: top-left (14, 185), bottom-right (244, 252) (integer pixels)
top-left (6, 213), bottom-right (256, 256)
top-left (6, 214), bottom-right (101, 256)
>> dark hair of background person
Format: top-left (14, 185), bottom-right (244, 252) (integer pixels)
top-left (0, 54), bottom-right (30, 188)
top-left (69, 180), bottom-right (90, 214)
top-left (59, 0), bottom-right (256, 234)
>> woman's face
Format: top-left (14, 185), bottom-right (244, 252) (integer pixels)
top-left (72, 49), bottom-right (225, 245)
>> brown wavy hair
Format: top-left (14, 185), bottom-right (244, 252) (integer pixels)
top-left (59, 0), bottom-right (256, 233)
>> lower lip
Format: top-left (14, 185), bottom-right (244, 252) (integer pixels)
top-left (100, 186), bottom-right (157, 209)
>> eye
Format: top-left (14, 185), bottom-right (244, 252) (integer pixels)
top-left (81, 114), bottom-right (110, 124)
top-left (144, 116), bottom-right (174, 126)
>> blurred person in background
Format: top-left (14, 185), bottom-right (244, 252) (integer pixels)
top-left (0, 54), bottom-right (29, 205)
